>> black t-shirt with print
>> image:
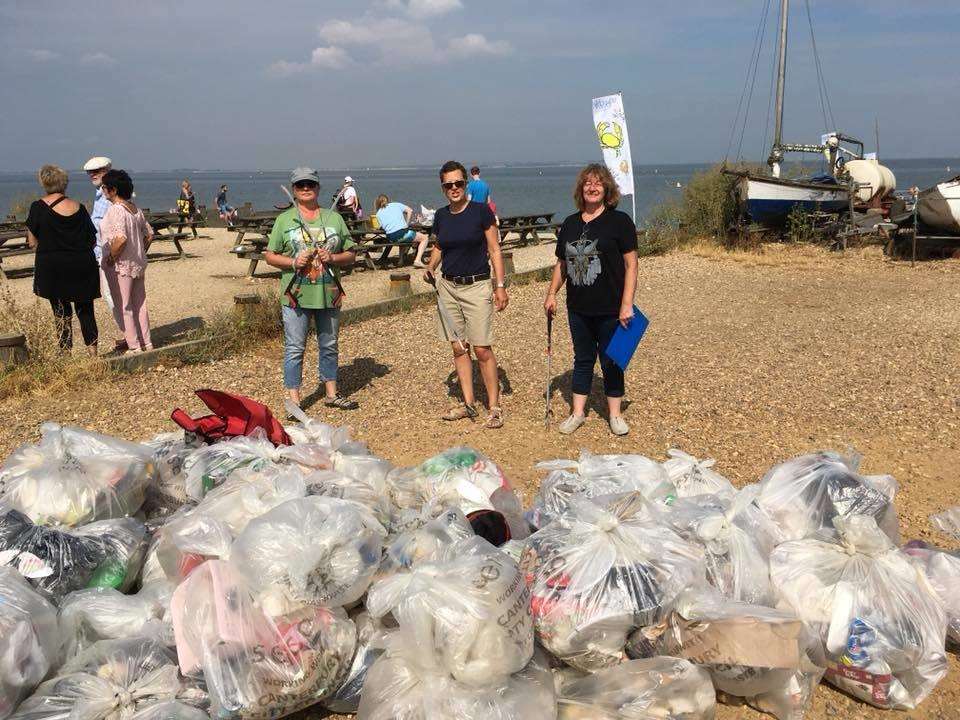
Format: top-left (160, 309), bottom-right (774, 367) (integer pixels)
top-left (555, 208), bottom-right (637, 316)
top-left (434, 201), bottom-right (496, 277)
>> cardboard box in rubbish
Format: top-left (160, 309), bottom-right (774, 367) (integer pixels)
top-left (642, 612), bottom-right (803, 669)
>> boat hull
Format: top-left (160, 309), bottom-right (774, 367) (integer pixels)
top-left (917, 177), bottom-right (960, 234)
top-left (736, 174), bottom-right (849, 224)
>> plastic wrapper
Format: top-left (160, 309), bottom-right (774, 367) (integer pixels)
top-left (171, 559), bottom-right (356, 718)
top-left (931, 506), bottom-right (960, 538)
top-left (60, 583), bottom-right (175, 661)
top-left (231, 496), bottom-right (386, 615)
top-left (628, 588), bottom-right (823, 720)
top-left (326, 612), bottom-right (391, 714)
top-left (387, 447), bottom-right (527, 541)
top-left (374, 507), bottom-right (473, 583)
top-left (283, 401), bottom-right (352, 449)
top-left (306, 469), bottom-right (392, 528)
top-left (141, 432), bottom-right (203, 517)
top-left (663, 486), bottom-right (781, 605)
top-left (357, 633), bottom-right (556, 720)
top-left (367, 536), bottom-right (534, 687)
top-left (0, 567), bottom-right (60, 720)
top-left (10, 637), bottom-right (190, 720)
top-left (556, 656), bottom-right (716, 720)
top-left (770, 515), bottom-right (947, 710)
top-left (902, 541), bottom-right (960, 644)
top-left (757, 451), bottom-right (899, 543)
top-left (521, 493), bottom-right (705, 671)
top-left (663, 449), bottom-right (737, 500)
top-left (0, 508), bottom-right (147, 603)
top-left (0, 423), bottom-right (154, 527)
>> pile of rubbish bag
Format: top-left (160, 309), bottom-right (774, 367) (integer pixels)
top-left (0, 396), bottom-right (956, 720)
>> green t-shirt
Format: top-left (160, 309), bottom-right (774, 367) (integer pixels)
top-left (267, 207), bottom-right (356, 309)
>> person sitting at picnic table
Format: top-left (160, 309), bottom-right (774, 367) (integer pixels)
top-left (100, 169), bottom-right (155, 354)
top-left (25, 164), bottom-right (100, 355)
top-left (543, 163), bottom-right (638, 436)
top-left (216, 184), bottom-right (238, 227)
top-left (264, 167), bottom-right (359, 412)
top-left (177, 179), bottom-right (196, 218)
top-left (335, 176), bottom-right (362, 221)
top-left (373, 194), bottom-right (430, 268)
top-left (424, 160), bottom-right (509, 429)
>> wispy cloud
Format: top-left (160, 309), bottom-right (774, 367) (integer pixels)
top-left (80, 52), bottom-right (116, 66)
top-left (26, 49), bottom-right (59, 62)
top-left (447, 33), bottom-right (511, 58)
top-left (380, 0), bottom-right (463, 19)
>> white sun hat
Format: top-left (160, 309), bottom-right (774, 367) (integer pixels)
top-left (83, 156), bottom-right (112, 171)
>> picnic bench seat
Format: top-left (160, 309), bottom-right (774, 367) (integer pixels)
top-left (0, 244), bottom-right (34, 280)
top-left (496, 212), bottom-right (557, 247)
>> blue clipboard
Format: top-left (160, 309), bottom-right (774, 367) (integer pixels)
top-left (604, 306), bottom-right (649, 371)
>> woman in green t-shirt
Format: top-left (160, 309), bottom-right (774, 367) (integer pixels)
top-left (264, 167), bottom-right (358, 411)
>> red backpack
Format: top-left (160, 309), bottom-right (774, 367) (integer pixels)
top-left (171, 389), bottom-right (291, 446)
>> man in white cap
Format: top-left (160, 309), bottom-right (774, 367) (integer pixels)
top-left (84, 156), bottom-right (125, 348)
top-left (335, 176), bottom-right (362, 221)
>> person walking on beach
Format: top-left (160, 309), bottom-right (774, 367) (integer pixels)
top-left (100, 169), bottom-right (155, 354)
top-left (373, 194), bottom-right (430, 267)
top-left (424, 160), bottom-right (509, 429)
top-left (264, 167), bottom-right (359, 411)
top-left (467, 165), bottom-right (498, 222)
top-left (177, 179), bottom-right (196, 218)
top-left (25, 165), bottom-right (100, 354)
top-left (335, 176), bottom-right (362, 221)
top-left (543, 163), bottom-right (638, 436)
top-left (216, 184), bottom-right (238, 227)
top-left (85, 155), bottom-right (126, 351)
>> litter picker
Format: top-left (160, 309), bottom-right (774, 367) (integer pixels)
top-left (544, 312), bottom-right (553, 426)
top-left (280, 185), bottom-right (346, 308)
top-left (425, 272), bottom-right (466, 353)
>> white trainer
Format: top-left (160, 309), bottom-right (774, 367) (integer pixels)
top-left (609, 415), bottom-right (629, 436)
top-left (558, 414), bottom-right (586, 435)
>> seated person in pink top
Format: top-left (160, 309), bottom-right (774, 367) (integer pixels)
top-left (100, 169), bottom-right (154, 354)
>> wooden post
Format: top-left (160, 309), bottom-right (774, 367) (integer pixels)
top-left (502, 251), bottom-right (516, 278)
top-left (233, 293), bottom-right (261, 324)
top-left (388, 272), bottom-right (412, 299)
top-left (0, 333), bottom-right (28, 368)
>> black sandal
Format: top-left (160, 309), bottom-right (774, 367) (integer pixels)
top-left (324, 394), bottom-right (359, 410)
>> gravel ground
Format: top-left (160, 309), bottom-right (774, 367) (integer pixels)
top-left (2, 245), bottom-right (959, 719)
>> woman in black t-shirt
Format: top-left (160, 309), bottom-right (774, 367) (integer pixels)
top-left (544, 164), bottom-right (638, 436)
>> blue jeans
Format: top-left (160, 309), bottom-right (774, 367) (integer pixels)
top-left (568, 310), bottom-right (625, 398)
top-left (281, 305), bottom-right (340, 389)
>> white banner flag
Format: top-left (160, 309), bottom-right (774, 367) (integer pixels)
top-left (592, 93), bottom-right (635, 198)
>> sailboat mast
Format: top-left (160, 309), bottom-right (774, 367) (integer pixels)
top-left (770, 0), bottom-right (789, 176)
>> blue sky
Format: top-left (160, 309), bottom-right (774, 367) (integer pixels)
top-left (1, 0), bottom-right (958, 171)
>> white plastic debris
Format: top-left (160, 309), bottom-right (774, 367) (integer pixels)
top-left (663, 449), bottom-right (737, 500)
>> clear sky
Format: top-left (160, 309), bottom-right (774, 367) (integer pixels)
top-left (1, 0), bottom-right (957, 171)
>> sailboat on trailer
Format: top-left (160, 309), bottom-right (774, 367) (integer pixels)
top-left (728, 0), bottom-right (859, 226)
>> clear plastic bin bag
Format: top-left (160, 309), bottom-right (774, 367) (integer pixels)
top-left (9, 637), bottom-right (189, 720)
top-left (231, 496), bottom-right (386, 614)
top-left (0, 508), bottom-right (147, 603)
top-left (556, 656), bottom-right (716, 720)
top-left (0, 567), bottom-right (60, 720)
top-left (170, 559), bottom-right (356, 719)
top-left (931, 507), bottom-right (960, 539)
top-left (770, 515), bottom-right (947, 710)
top-left (627, 587), bottom-right (823, 720)
top-left (182, 431), bottom-right (288, 501)
top-left (305, 469), bottom-right (392, 529)
top-left (332, 444), bottom-right (393, 495)
top-left (0, 423), bottom-right (154, 528)
top-left (757, 451), bottom-right (899, 543)
top-left (374, 507), bottom-right (474, 583)
top-left (325, 612), bottom-right (391, 714)
top-left (902, 540), bottom-right (960, 645)
top-left (141, 433), bottom-right (204, 518)
top-left (283, 400), bottom-right (352, 449)
top-left (663, 449), bottom-right (737, 500)
top-left (663, 486), bottom-right (782, 605)
top-left (59, 583), bottom-right (175, 662)
top-left (141, 511), bottom-right (233, 587)
top-left (519, 492), bottom-right (705, 672)
top-left (190, 465), bottom-right (307, 536)
top-left (357, 633), bottom-right (556, 720)
top-left (367, 535), bottom-right (534, 688)
top-left (387, 447), bottom-right (528, 541)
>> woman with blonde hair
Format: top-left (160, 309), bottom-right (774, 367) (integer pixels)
top-left (25, 164), bottom-right (100, 353)
top-left (543, 163), bottom-right (638, 436)
top-left (177, 179), bottom-right (196, 218)
top-left (373, 194), bottom-right (430, 267)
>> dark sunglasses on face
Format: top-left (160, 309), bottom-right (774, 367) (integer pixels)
top-left (442, 180), bottom-right (466, 191)
top-left (294, 181), bottom-right (319, 190)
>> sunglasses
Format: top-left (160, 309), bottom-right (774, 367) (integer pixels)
top-left (293, 181), bottom-right (319, 190)
top-left (441, 180), bottom-right (466, 191)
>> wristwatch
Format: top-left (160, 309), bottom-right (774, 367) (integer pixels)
top-left (495, 281), bottom-right (505, 289)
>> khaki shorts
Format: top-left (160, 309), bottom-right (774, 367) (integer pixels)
top-left (434, 275), bottom-right (494, 347)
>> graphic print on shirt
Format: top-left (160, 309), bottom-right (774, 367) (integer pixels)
top-left (565, 231), bottom-right (601, 286)
top-left (286, 224), bottom-right (340, 284)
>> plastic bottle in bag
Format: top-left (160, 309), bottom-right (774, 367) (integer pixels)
top-left (0, 567), bottom-right (60, 720)
top-left (181, 431), bottom-right (286, 501)
top-left (10, 637), bottom-right (190, 720)
top-left (170, 559), bottom-right (356, 719)
top-left (367, 535), bottom-right (534, 688)
top-left (757, 451), bottom-right (899, 543)
top-left (374, 507), bottom-right (474, 583)
top-left (141, 432), bottom-right (204, 517)
top-left (0, 423), bottom-right (154, 527)
top-left (231, 496), bottom-right (386, 615)
top-left (520, 493), bottom-right (705, 672)
top-left (663, 449), bottom-right (737, 500)
top-left (770, 515), bottom-right (947, 709)
top-left (357, 633), bottom-right (556, 720)
top-left (556, 656), bottom-right (716, 720)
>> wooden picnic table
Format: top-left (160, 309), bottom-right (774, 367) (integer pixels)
top-left (0, 229), bottom-right (32, 280)
top-left (146, 217), bottom-right (192, 259)
top-left (146, 211), bottom-right (204, 239)
top-left (497, 212), bottom-right (557, 247)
